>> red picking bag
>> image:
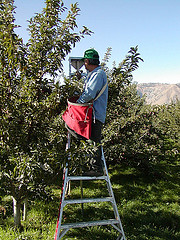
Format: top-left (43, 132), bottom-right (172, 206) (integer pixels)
top-left (62, 96), bottom-right (93, 139)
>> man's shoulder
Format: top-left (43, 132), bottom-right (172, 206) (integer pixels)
top-left (88, 67), bottom-right (106, 83)
top-left (94, 66), bottom-right (106, 76)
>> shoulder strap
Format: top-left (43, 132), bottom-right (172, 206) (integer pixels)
top-left (94, 81), bottom-right (108, 101)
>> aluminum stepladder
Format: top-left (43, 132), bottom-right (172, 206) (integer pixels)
top-left (54, 132), bottom-right (126, 240)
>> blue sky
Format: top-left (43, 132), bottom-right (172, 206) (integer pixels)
top-left (14, 0), bottom-right (180, 84)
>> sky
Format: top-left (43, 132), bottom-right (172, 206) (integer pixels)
top-left (14, 0), bottom-right (180, 84)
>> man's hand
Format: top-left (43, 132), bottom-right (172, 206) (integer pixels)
top-left (75, 70), bottom-right (82, 80)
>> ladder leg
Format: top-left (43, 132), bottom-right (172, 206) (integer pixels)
top-left (54, 164), bottom-right (68, 240)
top-left (65, 132), bottom-right (71, 197)
top-left (101, 147), bottom-right (126, 240)
top-left (55, 132), bottom-right (71, 240)
top-left (80, 158), bottom-right (84, 216)
top-left (65, 180), bottom-right (71, 196)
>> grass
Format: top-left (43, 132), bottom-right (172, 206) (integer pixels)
top-left (0, 160), bottom-right (179, 240)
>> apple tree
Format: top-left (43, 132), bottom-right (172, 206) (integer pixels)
top-left (0, 0), bottom-right (91, 227)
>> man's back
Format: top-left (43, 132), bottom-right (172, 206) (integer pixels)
top-left (77, 66), bottom-right (108, 123)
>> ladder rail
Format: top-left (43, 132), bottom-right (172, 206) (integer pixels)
top-left (101, 147), bottom-right (126, 239)
top-left (55, 165), bottom-right (68, 240)
top-left (55, 132), bottom-right (71, 240)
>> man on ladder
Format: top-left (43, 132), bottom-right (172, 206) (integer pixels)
top-left (55, 48), bottom-right (126, 240)
top-left (66, 48), bottom-right (108, 176)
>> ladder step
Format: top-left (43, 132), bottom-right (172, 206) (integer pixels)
top-left (63, 197), bottom-right (113, 206)
top-left (61, 219), bottom-right (120, 229)
top-left (67, 175), bottom-right (108, 181)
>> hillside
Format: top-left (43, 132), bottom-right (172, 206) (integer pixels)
top-left (137, 83), bottom-right (180, 105)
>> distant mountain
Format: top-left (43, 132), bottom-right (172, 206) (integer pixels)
top-left (137, 83), bottom-right (180, 105)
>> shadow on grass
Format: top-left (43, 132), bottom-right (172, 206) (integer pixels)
top-left (0, 162), bottom-right (179, 240)
top-left (110, 163), bottom-right (180, 240)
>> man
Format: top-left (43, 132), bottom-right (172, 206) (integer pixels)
top-left (79, 49), bottom-right (108, 175)
top-left (67, 49), bottom-right (108, 176)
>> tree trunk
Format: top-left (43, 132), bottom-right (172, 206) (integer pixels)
top-left (12, 197), bottom-right (21, 227)
top-left (23, 198), bottom-right (28, 221)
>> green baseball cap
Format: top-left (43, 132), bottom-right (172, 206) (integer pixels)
top-left (81, 49), bottom-right (99, 60)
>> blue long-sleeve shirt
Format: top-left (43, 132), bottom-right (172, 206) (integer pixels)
top-left (77, 66), bottom-right (108, 123)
